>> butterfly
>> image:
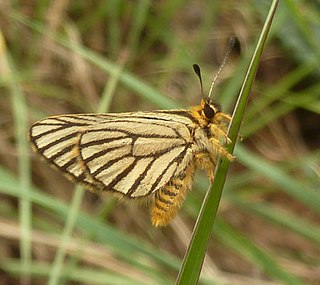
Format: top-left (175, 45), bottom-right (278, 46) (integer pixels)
top-left (29, 42), bottom-right (235, 227)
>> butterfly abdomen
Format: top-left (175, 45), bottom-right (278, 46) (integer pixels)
top-left (151, 163), bottom-right (195, 227)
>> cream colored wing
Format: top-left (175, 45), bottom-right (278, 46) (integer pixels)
top-left (29, 112), bottom-right (195, 198)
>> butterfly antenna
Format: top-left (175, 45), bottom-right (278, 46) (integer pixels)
top-left (193, 64), bottom-right (204, 98)
top-left (208, 36), bottom-right (236, 100)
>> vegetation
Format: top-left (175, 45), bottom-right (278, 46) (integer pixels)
top-left (0, 1), bottom-right (319, 284)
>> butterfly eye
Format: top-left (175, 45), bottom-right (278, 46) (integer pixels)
top-left (203, 103), bottom-right (215, 119)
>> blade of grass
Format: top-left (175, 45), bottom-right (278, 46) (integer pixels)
top-left (106, 0), bottom-right (122, 58)
top-left (176, 1), bottom-right (279, 284)
top-left (0, 29), bottom-right (32, 285)
top-left (243, 59), bottom-right (318, 133)
top-left (235, 144), bottom-right (320, 213)
top-left (98, 50), bottom-right (129, 114)
top-left (243, 85), bottom-right (320, 137)
top-left (0, 165), bottom-right (179, 271)
top-left (215, 220), bottom-right (304, 285)
top-left (3, 259), bottom-right (153, 285)
top-left (283, 0), bottom-right (320, 59)
top-left (12, 13), bottom-right (179, 110)
top-left (232, 198), bottom-right (320, 245)
top-left (125, 0), bottom-right (150, 66)
top-left (47, 186), bottom-right (86, 285)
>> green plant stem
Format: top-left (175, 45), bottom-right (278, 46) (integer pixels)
top-left (176, 1), bottom-right (279, 284)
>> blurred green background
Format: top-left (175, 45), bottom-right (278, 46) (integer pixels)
top-left (0, 1), bottom-right (319, 284)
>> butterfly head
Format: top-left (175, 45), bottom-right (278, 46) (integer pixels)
top-left (200, 98), bottom-right (221, 121)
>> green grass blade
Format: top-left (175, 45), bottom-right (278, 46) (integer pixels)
top-left (232, 198), bottom-right (320, 246)
top-left (176, 1), bottom-right (280, 284)
top-left (12, 13), bottom-right (179, 110)
top-left (47, 186), bottom-right (86, 285)
top-left (1, 30), bottom-right (32, 284)
top-left (215, 220), bottom-right (304, 285)
top-left (0, 166), bottom-right (180, 271)
top-left (3, 259), bottom-right (154, 285)
top-left (236, 145), bottom-right (320, 213)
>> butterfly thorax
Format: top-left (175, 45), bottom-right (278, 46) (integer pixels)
top-left (188, 99), bottom-right (233, 178)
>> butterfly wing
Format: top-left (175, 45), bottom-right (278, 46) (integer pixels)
top-left (29, 112), bottom-right (195, 198)
top-left (29, 114), bottom-right (106, 190)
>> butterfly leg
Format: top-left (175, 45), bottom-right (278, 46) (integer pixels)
top-left (193, 152), bottom-right (215, 182)
top-left (209, 137), bottom-right (234, 161)
top-left (210, 124), bottom-right (231, 144)
top-left (151, 164), bottom-right (195, 227)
